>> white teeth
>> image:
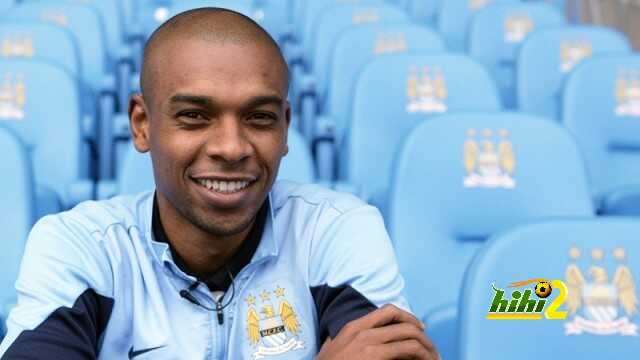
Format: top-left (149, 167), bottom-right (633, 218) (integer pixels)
top-left (196, 179), bottom-right (250, 193)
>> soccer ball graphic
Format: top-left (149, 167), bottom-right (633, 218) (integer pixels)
top-left (534, 281), bottom-right (552, 298)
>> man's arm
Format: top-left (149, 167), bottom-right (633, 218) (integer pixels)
top-left (317, 304), bottom-right (437, 360)
top-left (308, 204), bottom-right (436, 358)
top-left (0, 214), bottom-right (114, 359)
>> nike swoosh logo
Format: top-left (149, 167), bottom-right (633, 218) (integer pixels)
top-left (128, 345), bottom-right (166, 359)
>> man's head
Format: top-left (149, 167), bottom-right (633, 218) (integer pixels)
top-left (129, 8), bottom-right (290, 238)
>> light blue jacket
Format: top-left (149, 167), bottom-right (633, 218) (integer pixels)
top-left (0, 181), bottom-right (408, 359)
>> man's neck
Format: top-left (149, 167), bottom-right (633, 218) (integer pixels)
top-left (155, 195), bottom-right (254, 278)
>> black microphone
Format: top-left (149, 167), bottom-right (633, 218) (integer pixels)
top-left (179, 282), bottom-right (216, 311)
top-left (178, 268), bottom-right (236, 325)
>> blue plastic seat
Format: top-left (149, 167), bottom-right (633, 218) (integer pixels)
top-left (438, 0), bottom-right (518, 52)
top-left (6, 2), bottom-right (122, 179)
top-left (0, 20), bottom-right (81, 77)
top-left (518, 26), bottom-right (631, 120)
top-left (562, 55), bottom-right (640, 215)
top-left (0, 58), bottom-right (93, 211)
top-left (338, 54), bottom-right (501, 208)
top-left (459, 219), bottom-right (640, 359)
top-left (469, 2), bottom-right (566, 108)
top-left (388, 112), bottom-right (594, 353)
top-left (8, 2), bottom-right (111, 98)
top-left (0, 125), bottom-right (35, 337)
top-left (296, 2), bottom-right (407, 142)
top-left (319, 23), bottom-right (445, 144)
top-left (100, 128), bottom-right (315, 198)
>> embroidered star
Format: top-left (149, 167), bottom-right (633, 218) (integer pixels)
top-left (245, 294), bottom-right (256, 306)
top-left (274, 286), bottom-right (285, 298)
top-left (260, 290), bottom-right (271, 302)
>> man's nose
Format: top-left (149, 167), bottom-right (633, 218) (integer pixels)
top-left (204, 115), bottom-right (252, 165)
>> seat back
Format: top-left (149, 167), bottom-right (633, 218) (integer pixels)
top-left (8, 2), bottom-right (108, 92)
top-left (459, 219), bottom-right (640, 359)
top-left (438, 0), bottom-right (518, 52)
top-left (388, 112), bottom-right (594, 317)
top-left (518, 26), bottom-right (631, 120)
top-left (469, 2), bottom-right (566, 108)
top-left (311, 2), bottom-right (406, 83)
top-left (0, 20), bottom-right (81, 77)
top-left (301, 0), bottom-right (382, 59)
top-left (340, 54), bottom-right (501, 205)
top-left (0, 125), bottom-right (35, 305)
top-left (562, 55), bottom-right (640, 197)
top-left (0, 58), bottom-right (84, 206)
top-left (325, 23), bottom-right (445, 139)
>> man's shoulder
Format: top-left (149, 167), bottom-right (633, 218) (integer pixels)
top-left (270, 180), bottom-right (370, 216)
top-left (36, 191), bottom-right (153, 242)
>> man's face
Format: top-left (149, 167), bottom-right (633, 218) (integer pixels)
top-left (132, 38), bottom-right (290, 237)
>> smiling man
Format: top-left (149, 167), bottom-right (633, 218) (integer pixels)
top-left (0, 8), bottom-right (436, 360)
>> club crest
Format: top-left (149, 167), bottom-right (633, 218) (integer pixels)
top-left (463, 128), bottom-right (516, 189)
top-left (406, 66), bottom-right (448, 114)
top-left (245, 286), bottom-right (305, 359)
top-left (504, 14), bottom-right (534, 43)
top-left (0, 73), bottom-right (26, 120)
top-left (614, 69), bottom-right (640, 117)
top-left (1, 34), bottom-right (34, 59)
top-left (559, 40), bottom-right (592, 73)
top-left (373, 32), bottom-right (408, 55)
top-left (564, 247), bottom-right (639, 336)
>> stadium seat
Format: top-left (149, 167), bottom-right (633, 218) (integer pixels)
top-left (0, 125), bottom-right (35, 337)
top-left (563, 55), bottom-right (640, 215)
top-left (459, 219), bottom-right (640, 359)
top-left (296, 2), bottom-right (407, 142)
top-left (388, 112), bottom-right (595, 353)
top-left (0, 20), bottom-right (81, 77)
top-left (423, 304), bottom-right (458, 360)
top-left (317, 23), bottom-right (445, 146)
top-left (518, 26), bottom-right (631, 120)
top-left (100, 128), bottom-right (315, 198)
top-left (438, 0), bottom-right (519, 52)
top-left (337, 54), bottom-right (501, 208)
top-left (0, 58), bottom-right (93, 210)
top-left (7, 2), bottom-right (120, 179)
top-left (468, 2), bottom-right (566, 108)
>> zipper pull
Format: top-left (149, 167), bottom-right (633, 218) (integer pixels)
top-left (216, 299), bottom-right (224, 325)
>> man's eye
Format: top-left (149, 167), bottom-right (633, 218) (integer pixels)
top-left (248, 113), bottom-right (277, 125)
top-left (178, 111), bottom-right (207, 122)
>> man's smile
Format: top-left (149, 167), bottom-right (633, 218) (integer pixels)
top-left (189, 175), bottom-right (259, 208)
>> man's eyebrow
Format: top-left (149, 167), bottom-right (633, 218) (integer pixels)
top-left (243, 95), bottom-right (285, 109)
top-left (169, 94), bottom-right (214, 107)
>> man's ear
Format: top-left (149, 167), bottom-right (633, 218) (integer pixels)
top-left (283, 102), bottom-right (291, 157)
top-left (129, 94), bottom-right (151, 153)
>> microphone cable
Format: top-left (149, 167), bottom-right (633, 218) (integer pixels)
top-left (179, 266), bottom-right (236, 325)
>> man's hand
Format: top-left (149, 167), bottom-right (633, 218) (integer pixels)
top-left (316, 304), bottom-right (438, 360)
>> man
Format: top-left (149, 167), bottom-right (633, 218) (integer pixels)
top-left (0, 8), bottom-right (436, 359)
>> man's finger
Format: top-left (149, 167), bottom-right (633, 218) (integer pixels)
top-left (375, 339), bottom-right (437, 360)
top-left (354, 304), bottom-right (424, 330)
top-left (366, 322), bottom-right (435, 352)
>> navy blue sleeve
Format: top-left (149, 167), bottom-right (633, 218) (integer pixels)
top-left (308, 206), bottom-right (411, 343)
top-left (1, 289), bottom-right (113, 359)
top-left (0, 215), bottom-right (114, 358)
